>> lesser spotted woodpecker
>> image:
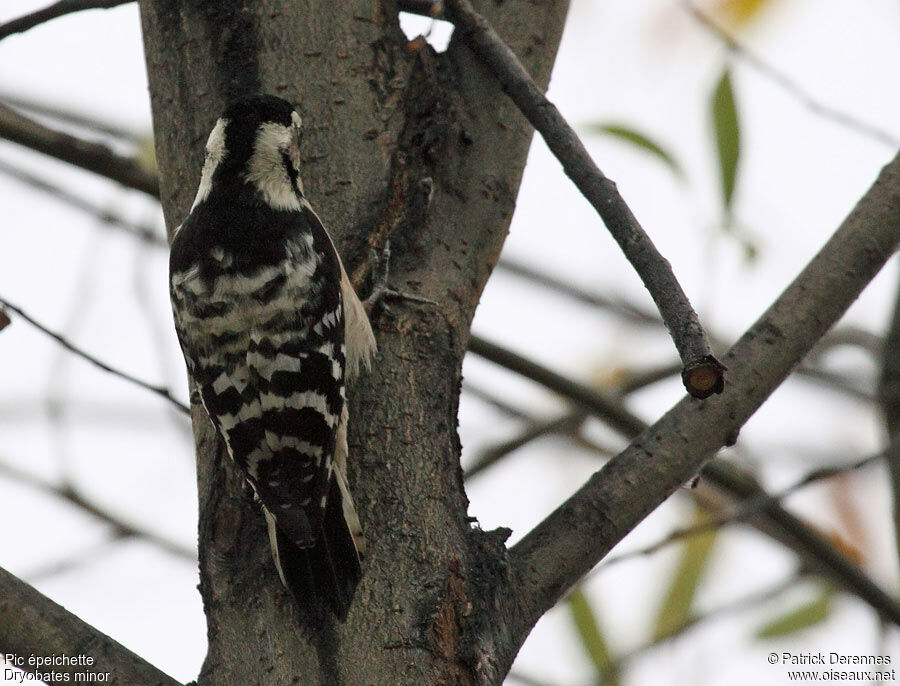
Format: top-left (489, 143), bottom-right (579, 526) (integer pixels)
top-left (169, 94), bottom-right (376, 619)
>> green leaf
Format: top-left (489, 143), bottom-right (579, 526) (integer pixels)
top-left (756, 589), bottom-right (834, 639)
top-left (568, 588), bottom-right (619, 685)
top-left (652, 512), bottom-right (718, 641)
top-left (585, 123), bottom-right (685, 179)
top-left (711, 68), bottom-right (741, 215)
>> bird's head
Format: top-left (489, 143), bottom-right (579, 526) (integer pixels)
top-left (192, 94), bottom-right (305, 211)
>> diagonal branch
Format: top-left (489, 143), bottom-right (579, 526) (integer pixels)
top-left (0, 91), bottom-right (142, 141)
top-left (495, 258), bottom-right (879, 402)
top-left (446, 0), bottom-right (724, 399)
top-left (602, 573), bottom-right (800, 679)
top-left (0, 566), bottom-right (182, 686)
top-left (496, 257), bottom-right (661, 327)
top-left (502, 150), bottom-right (900, 663)
top-left (877, 273), bottom-right (900, 566)
top-left (0, 158), bottom-right (166, 246)
top-left (467, 334), bottom-right (645, 437)
top-left (470, 326), bottom-right (900, 631)
top-left (0, 458), bottom-right (195, 561)
top-left (599, 453), bottom-right (881, 572)
top-left (0, 103), bottom-right (159, 196)
top-left (683, 1), bottom-right (900, 150)
top-left (0, 296), bottom-right (188, 414)
top-left (0, 0), bottom-right (132, 41)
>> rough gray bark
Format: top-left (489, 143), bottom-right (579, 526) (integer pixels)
top-left (139, 1), bottom-right (568, 683)
top-left (0, 566), bottom-right (180, 686)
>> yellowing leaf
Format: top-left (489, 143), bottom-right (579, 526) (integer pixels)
top-left (652, 511), bottom-right (718, 641)
top-left (711, 68), bottom-right (741, 216)
top-left (585, 123), bottom-right (685, 179)
top-left (568, 588), bottom-right (619, 685)
top-left (709, 0), bottom-right (780, 28)
top-left (756, 588), bottom-right (834, 638)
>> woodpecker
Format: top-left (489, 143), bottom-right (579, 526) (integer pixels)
top-left (168, 94), bottom-right (376, 619)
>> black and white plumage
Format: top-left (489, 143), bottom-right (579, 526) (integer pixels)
top-left (169, 94), bottom-right (376, 619)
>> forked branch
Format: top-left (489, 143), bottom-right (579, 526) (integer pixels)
top-left (502, 151), bottom-right (900, 663)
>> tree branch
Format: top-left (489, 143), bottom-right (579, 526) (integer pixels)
top-left (467, 334), bottom-right (645, 437)
top-left (468, 327), bottom-right (900, 634)
top-left (504, 150), bottom-right (900, 660)
top-left (471, 325), bottom-right (900, 633)
top-left (0, 458), bottom-right (195, 561)
top-left (683, 1), bottom-right (900, 149)
top-left (0, 91), bottom-right (142, 141)
top-left (0, 103), bottom-right (158, 196)
top-left (0, 0), bottom-right (132, 41)
top-left (446, 0), bottom-right (724, 398)
top-left (464, 410), bottom-right (592, 480)
top-left (602, 573), bottom-right (800, 680)
top-left (496, 257), bottom-right (661, 327)
top-left (498, 258), bottom-right (879, 400)
top-left (0, 566), bottom-right (182, 685)
top-left (599, 453), bottom-right (881, 571)
top-left (0, 158), bottom-right (166, 246)
top-left (877, 273), bottom-right (900, 566)
top-left (0, 296), bottom-right (188, 414)
top-left (463, 360), bottom-right (681, 481)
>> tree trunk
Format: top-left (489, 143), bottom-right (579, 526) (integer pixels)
top-left (139, 1), bottom-right (568, 682)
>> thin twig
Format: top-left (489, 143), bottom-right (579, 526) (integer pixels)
top-left (446, 0), bottom-right (724, 399)
top-left (0, 158), bottom-right (166, 246)
top-left (461, 381), bottom-right (534, 421)
top-left (683, 1), bottom-right (900, 149)
top-left (0, 459), bottom-right (195, 561)
top-left (464, 362), bottom-right (680, 480)
top-left (496, 258), bottom-right (878, 401)
top-left (0, 296), bottom-right (189, 414)
top-left (467, 329), bottom-right (898, 628)
top-left (0, 103), bottom-right (159, 197)
top-left (602, 573), bottom-right (800, 680)
top-left (698, 458), bottom-right (897, 620)
top-left (502, 257), bottom-right (883, 361)
top-left (0, 0), bottom-right (132, 41)
top-left (24, 535), bottom-right (129, 581)
top-left (496, 257), bottom-right (661, 327)
top-left (877, 273), bottom-right (900, 566)
top-left (0, 91), bottom-right (142, 141)
top-left (465, 411), bottom-right (593, 480)
top-left (489, 150), bottom-right (900, 665)
top-left (598, 453), bottom-right (882, 571)
top-left (795, 365), bottom-right (874, 402)
top-left (467, 334), bottom-right (646, 438)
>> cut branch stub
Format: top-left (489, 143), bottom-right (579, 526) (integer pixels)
top-left (445, 0), bottom-right (723, 397)
top-left (681, 354), bottom-right (726, 399)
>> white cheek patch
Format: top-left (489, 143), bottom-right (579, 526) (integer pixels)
top-left (244, 122), bottom-right (302, 211)
top-left (191, 118), bottom-right (228, 210)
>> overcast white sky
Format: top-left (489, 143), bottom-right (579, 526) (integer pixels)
top-left (1, 1), bottom-right (899, 684)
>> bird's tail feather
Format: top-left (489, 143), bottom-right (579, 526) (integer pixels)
top-left (265, 476), bottom-right (363, 621)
